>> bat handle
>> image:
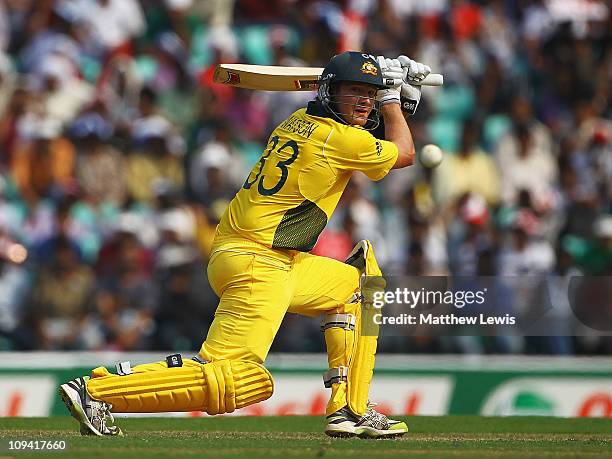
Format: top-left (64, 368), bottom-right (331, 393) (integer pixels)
top-left (410, 73), bottom-right (444, 87)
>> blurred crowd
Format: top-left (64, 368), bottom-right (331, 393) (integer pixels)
top-left (0, 0), bottom-right (610, 355)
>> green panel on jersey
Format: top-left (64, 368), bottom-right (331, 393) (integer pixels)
top-left (272, 200), bottom-right (327, 251)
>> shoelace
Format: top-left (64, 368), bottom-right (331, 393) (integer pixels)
top-left (102, 404), bottom-right (115, 424)
top-left (362, 402), bottom-right (390, 429)
top-left (91, 401), bottom-right (119, 435)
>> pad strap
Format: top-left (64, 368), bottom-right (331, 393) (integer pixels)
top-left (323, 366), bottom-right (348, 388)
top-left (115, 361), bottom-right (132, 376)
top-left (321, 313), bottom-right (356, 332)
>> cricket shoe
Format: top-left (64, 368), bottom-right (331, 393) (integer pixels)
top-left (325, 404), bottom-right (408, 439)
top-left (59, 376), bottom-right (123, 437)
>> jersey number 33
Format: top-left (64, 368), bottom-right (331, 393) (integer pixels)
top-left (243, 135), bottom-right (299, 196)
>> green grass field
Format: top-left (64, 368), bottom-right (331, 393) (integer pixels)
top-left (1, 416), bottom-right (611, 458)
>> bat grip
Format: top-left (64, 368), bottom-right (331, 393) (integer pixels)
top-left (410, 73), bottom-right (443, 87)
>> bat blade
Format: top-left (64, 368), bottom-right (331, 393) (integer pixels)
top-left (214, 63), bottom-right (443, 91)
top-left (214, 64), bottom-right (323, 91)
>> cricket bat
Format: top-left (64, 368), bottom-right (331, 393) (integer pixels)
top-left (213, 63), bottom-right (443, 91)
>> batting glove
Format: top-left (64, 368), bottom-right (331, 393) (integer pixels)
top-left (376, 56), bottom-right (403, 106)
top-left (400, 83), bottom-right (422, 115)
top-left (397, 55), bottom-right (431, 115)
top-left (397, 55), bottom-right (431, 84)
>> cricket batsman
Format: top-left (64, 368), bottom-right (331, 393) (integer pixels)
top-left (60, 51), bottom-right (430, 438)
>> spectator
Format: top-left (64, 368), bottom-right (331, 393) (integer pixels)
top-left (10, 119), bottom-right (75, 203)
top-left (125, 88), bottom-right (184, 205)
top-left (496, 122), bottom-right (558, 206)
top-left (0, 86), bottom-right (28, 169)
top-left (332, 177), bottom-right (388, 265)
top-left (499, 209), bottom-right (555, 276)
top-left (95, 230), bottom-right (158, 350)
top-left (26, 236), bottom-right (95, 349)
top-left (0, 52), bottom-right (16, 127)
top-left (0, 231), bottom-right (29, 349)
top-left (189, 121), bottom-right (246, 204)
top-left (153, 242), bottom-right (216, 351)
top-left (447, 193), bottom-right (492, 277)
top-left (71, 111), bottom-right (126, 207)
top-left (433, 119), bottom-right (501, 206)
top-left (80, 0), bottom-right (145, 57)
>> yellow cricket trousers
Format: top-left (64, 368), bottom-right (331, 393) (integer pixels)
top-left (200, 239), bottom-right (360, 365)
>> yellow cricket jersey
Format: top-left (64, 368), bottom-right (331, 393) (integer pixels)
top-left (215, 101), bottom-right (398, 252)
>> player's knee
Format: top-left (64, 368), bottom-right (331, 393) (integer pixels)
top-left (198, 358), bottom-right (274, 415)
top-left (170, 357), bottom-right (275, 415)
top-left (190, 357), bottom-right (275, 415)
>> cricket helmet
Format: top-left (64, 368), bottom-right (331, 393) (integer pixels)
top-left (317, 51), bottom-right (387, 129)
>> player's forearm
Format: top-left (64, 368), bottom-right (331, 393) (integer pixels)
top-left (382, 104), bottom-right (415, 169)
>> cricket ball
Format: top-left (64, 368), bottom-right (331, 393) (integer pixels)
top-left (419, 143), bottom-right (443, 168)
